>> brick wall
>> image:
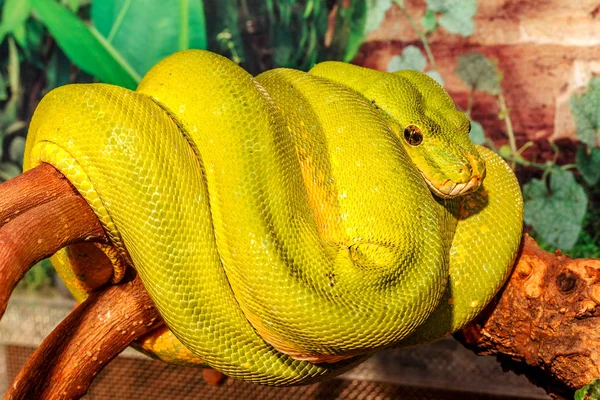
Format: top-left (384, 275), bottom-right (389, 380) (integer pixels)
top-left (354, 0), bottom-right (600, 157)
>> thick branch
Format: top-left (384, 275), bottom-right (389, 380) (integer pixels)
top-left (0, 164), bottom-right (162, 399)
top-left (457, 234), bottom-right (600, 399)
top-left (0, 167), bottom-right (106, 319)
top-left (5, 274), bottom-right (161, 400)
top-left (0, 163), bottom-right (77, 226)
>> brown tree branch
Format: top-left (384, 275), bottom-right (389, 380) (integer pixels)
top-left (0, 164), bottom-right (161, 399)
top-left (0, 163), bottom-right (78, 225)
top-left (0, 165), bottom-right (106, 319)
top-left (457, 234), bottom-right (600, 399)
top-left (5, 274), bottom-right (161, 400)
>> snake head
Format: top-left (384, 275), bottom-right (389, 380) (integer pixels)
top-left (309, 64), bottom-right (485, 199)
top-left (362, 70), bottom-right (485, 199)
top-left (390, 71), bottom-right (485, 199)
top-left (386, 70), bottom-right (485, 199)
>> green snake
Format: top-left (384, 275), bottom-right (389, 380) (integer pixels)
top-left (23, 50), bottom-right (523, 385)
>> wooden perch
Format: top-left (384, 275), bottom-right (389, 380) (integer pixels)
top-left (457, 234), bottom-right (600, 399)
top-left (0, 164), bottom-right (162, 399)
top-left (5, 274), bottom-right (161, 400)
top-left (0, 164), bottom-right (107, 318)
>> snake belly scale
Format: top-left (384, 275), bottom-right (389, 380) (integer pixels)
top-left (23, 50), bottom-right (523, 385)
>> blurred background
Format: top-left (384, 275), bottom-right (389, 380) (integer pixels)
top-left (0, 0), bottom-right (597, 398)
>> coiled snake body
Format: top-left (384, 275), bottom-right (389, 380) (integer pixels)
top-left (23, 51), bottom-right (523, 385)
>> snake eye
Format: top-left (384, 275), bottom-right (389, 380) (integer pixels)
top-left (404, 125), bottom-right (423, 146)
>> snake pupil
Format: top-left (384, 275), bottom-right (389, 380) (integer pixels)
top-left (404, 125), bottom-right (423, 146)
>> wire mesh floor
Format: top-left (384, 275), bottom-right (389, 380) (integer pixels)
top-left (0, 295), bottom-right (549, 399)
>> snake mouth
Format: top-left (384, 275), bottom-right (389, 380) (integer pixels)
top-left (421, 172), bottom-right (483, 199)
top-left (419, 151), bottom-right (486, 199)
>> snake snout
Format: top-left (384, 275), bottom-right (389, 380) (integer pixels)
top-left (451, 153), bottom-right (486, 196)
top-left (424, 152), bottom-right (486, 199)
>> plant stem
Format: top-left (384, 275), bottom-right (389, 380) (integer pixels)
top-left (560, 163), bottom-right (578, 170)
top-left (393, 0), bottom-right (437, 71)
top-left (466, 89), bottom-right (475, 117)
top-left (505, 156), bottom-right (549, 171)
top-left (497, 92), bottom-right (517, 169)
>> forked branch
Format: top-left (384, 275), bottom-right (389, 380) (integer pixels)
top-left (5, 274), bottom-right (161, 400)
top-left (0, 164), bottom-right (161, 399)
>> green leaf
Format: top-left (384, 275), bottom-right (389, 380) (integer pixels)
top-left (469, 118), bottom-right (485, 145)
top-left (498, 144), bottom-right (513, 158)
top-left (426, 0), bottom-right (476, 37)
top-left (426, 70), bottom-right (444, 86)
top-left (456, 52), bottom-right (501, 95)
top-left (8, 136), bottom-right (26, 164)
top-left (66, 0), bottom-right (79, 12)
top-left (524, 168), bottom-right (588, 251)
top-left (364, 0), bottom-right (392, 33)
top-left (0, 0), bottom-right (32, 44)
top-left (31, 0), bottom-right (139, 89)
top-left (341, 0), bottom-right (368, 63)
top-left (576, 145), bottom-right (600, 186)
top-left (576, 378), bottom-right (600, 400)
top-left (12, 23), bottom-right (27, 48)
top-left (92, 0), bottom-right (207, 77)
top-left (421, 9), bottom-right (437, 33)
top-left (0, 162), bottom-right (21, 181)
top-left (569, 77), bottom-right (600, 148)
top-left (387, 45), bottom-right (426, 72)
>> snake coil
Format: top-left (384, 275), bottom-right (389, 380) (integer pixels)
top-left (23, 50), bottom-right (523, 385)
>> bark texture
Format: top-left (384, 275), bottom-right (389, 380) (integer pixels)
top-left (5, 275), bottom-right (161, 400)
top-left (457, 234), bottom-right (600, 399)
top-left (0, 164), bottom-right (107, 318)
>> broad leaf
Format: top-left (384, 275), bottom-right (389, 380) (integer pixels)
top-left (364, 0), bottom-right (392, 33)
top-left (0, 0), bottom-right (31, 44)
top-left (524, 168), bottom-right (588, 251)
top-left (8, 136), bottom-right (25, 165)
top-left (456, 52), bottom-right (501, 95)
top-left (498, 144), bottom-right (513, 159)
top-left (426, 70), bottom-right (444, 86)
top-left (387, 45), bottom-right (426, 72)
top-left (92, 0), bottom-right (207, 77)
top-left (426, 0), bottom-right (476, 37)
top-left (569, 77), bottom-right (600, 148)
top-left (0, 162), bottom-right (21, 181)
top-left (576, 145), bottom-right (600, 186)
top-left (336, 0), bottom-right (368, 63)
top-left (67, 0), bottom-right (79, 12)
top-left (32, 0), bottom-right (139, 89)
top-left (575, 378), bottom-right (600, 400)
top-left (469, 119), bottom-right (485, 145)
top-left (421, 9), bottom-right (437, 33)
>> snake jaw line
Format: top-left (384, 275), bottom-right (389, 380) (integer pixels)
top-left (421, 173), bottom-right (483, 199)
top-left (420, 151), bottom-right (486, 199)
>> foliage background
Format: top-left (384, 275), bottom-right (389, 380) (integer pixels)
top-left (0, 0), bottom-right (598, 291)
